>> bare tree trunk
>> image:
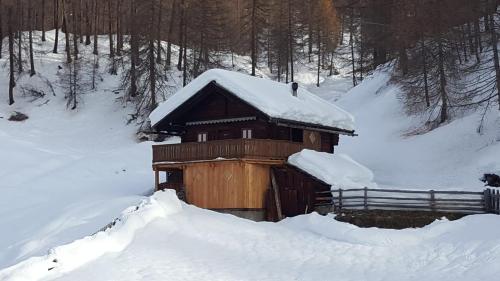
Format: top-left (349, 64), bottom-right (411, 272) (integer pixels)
top-left (489, 16), bottom-right (500, 110)
top-left (288, 0), bottom-right (294, 82)
top-left (85, 0), bottom-right (91, 45)
top-left (166, 0), bottom-right (176, 67)
top-left (349, 8), bottom-right (356, 86)
top-left (108, 0), bottom-right (115, 58)
top-left (28, 0), bottom-right (36, 76)
top-left (316, 26), bottom-right (321, 87)
top-left (93, 0), bottom-right (98, 55)
top-left (129, 0), bottom-right (137, 98)
top-left (177, 0), bottom-right (184, 71)
top-left (149, 0), bottom-right (157, 109)
top-left (79, 0), bottom-right (83, 43)
top-left (307, 0), bottom-right (313, 62)
top-left (72, 0), bottom-right (79, 60)
top-left (182, 16), bottom-right (188, 86)
top-left (437, 35), bottom-right (448, 123)
top-left (0, 0), bottom-right (4, 59)
top-left (116, 0), bottom-right (123, 55)
top-left (63, 0), bottom-right (72, 63)
top-left (53, 0), bottom-right (60, 53)
top-left (42, 0), bottom-right (46, 41)
top-left (250, 0), bottom-right (256, 76)
top-left (156, 0), bottom-right (162, 64)
top-left (8, 7), bottom-right (15, 105)
top-left (421, 39), bottom-right (430, 107)
top-left (17, 1), bottom-right (23, 74)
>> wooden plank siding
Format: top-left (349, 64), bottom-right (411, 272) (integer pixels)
top-left (183, 160), bottom-right (271, 209)
top-left (154, 82), bottom-right (340, 153)
top-left (272, 165), bottom-right (332, 217)
top-left (153, 139), bottom-right (305, 163)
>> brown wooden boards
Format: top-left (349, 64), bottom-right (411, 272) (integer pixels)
top-left (183, 160), bottom-right (271, 209)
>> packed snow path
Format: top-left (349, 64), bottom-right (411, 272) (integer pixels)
top-left (2, 191), bottom-right (500, 281)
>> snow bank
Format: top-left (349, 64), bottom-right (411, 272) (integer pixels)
top-left (149, 69), bottom-right (355, 131)
top-left (5, 200), bottom-right (499, 281)
top-left (0, 190), bottom-right (182, 281)
top-left (288, 149), bottom-right (377, 189)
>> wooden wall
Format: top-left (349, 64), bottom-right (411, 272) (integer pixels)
top-left (183, 160), bottom-right (271, 209)
top-left (158, 82), bottom-right (341, 154)
top-left (272, 165), bottom-right (332, 217)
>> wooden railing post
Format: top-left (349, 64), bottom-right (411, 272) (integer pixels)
top-left (484, 189), bottom-right (491, 213)
top-left (430, 190), bottom-right (436, 212)
top-left (338, 188), bottom-right (343, 212)
top-left (154, 169), bottom-right (159, 191)
top-left (364, 187), bottom-right (368, 210)
top-left (494, 189), bottom-right (500, 214)
top-left (271, 169), bottom-right (284, 221)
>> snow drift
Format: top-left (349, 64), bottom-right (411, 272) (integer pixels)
top-left (0, 190), bottom-right (181, 281)
top-left (288, 149), bottom-right (377, 189)
top-left (2, 191), bottom-right (500, 281)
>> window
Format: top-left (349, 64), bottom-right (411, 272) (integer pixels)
top-left (291, 128), bottom-right (303, 142)
top-left (242, 129), bottom-right (253, 139)
top-left (197, 132), bottom-right (207, 142)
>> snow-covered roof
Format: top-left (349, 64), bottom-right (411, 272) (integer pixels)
top-left (288, 149), bottom-right (377, 189)
top-left (149, 69), bottom-right (355, 132)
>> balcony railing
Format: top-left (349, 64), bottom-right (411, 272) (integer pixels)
top-left (153, 139), bottom-right (305, 163)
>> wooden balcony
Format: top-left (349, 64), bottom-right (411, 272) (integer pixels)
top-left (153, 139), bottom-right (305, 164)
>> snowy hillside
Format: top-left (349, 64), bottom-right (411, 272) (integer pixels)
top-left (2, 190), bottom-right (500, 281)
top-left (0, 31), bottom-right (158, 269)
top-left (310, 67), bottom-right (500, 191)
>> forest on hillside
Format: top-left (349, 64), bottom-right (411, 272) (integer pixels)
top-left (1, 0), bottom-right (500, 130)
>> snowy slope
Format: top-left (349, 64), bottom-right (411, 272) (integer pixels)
top-left (0, 31), bottom-right (158, 269)
top-left (2, 190), bottom-right (500, 281)
top-left (310, 67), bottom-right (500, 191)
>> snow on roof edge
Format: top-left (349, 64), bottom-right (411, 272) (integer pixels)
top-left (288, 149), bottom-right (377, 190)
top-left (149, 69), bottom-right (355, 132)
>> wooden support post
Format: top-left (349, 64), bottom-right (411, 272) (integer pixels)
top-left (495, 190), bottom-right (500, 214)
top-left (338, 188), bottom-right (343, 212)
top-left (484, 189), bottom-right (491, 213)
top-left (430, 190), bottom-right (436, 212)
top-left (154, 169), bottom-right (159, 191)
top-left (271, 169), bottom-right (284, 221)
top-left (363, 187), bottom-right (368, 210)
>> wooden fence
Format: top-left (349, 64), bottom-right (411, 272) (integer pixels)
top-left (317, 187), bottom-right (500, 214)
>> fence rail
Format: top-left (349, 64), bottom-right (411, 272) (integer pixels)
top-left (317, 187), bottom-right (500, 214)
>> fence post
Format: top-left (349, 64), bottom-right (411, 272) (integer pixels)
top-left (430, 190), bottom-right (436, 212)
top-left (495, 190), bottom-right (500, 215)
top-left (484, 189), bottom-right (491, 213)
top-left (338, 188), bottom-right (343, 212)
top-left (364, 187), bottom-right (368, 210)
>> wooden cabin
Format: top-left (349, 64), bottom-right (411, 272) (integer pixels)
top-left (150, 69), bottom-right (355, 221)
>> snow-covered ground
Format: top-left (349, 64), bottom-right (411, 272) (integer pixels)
top-left (2, 190), bottom-right (500, 281)
top-left (2, 30), bottom-right (500, 280)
